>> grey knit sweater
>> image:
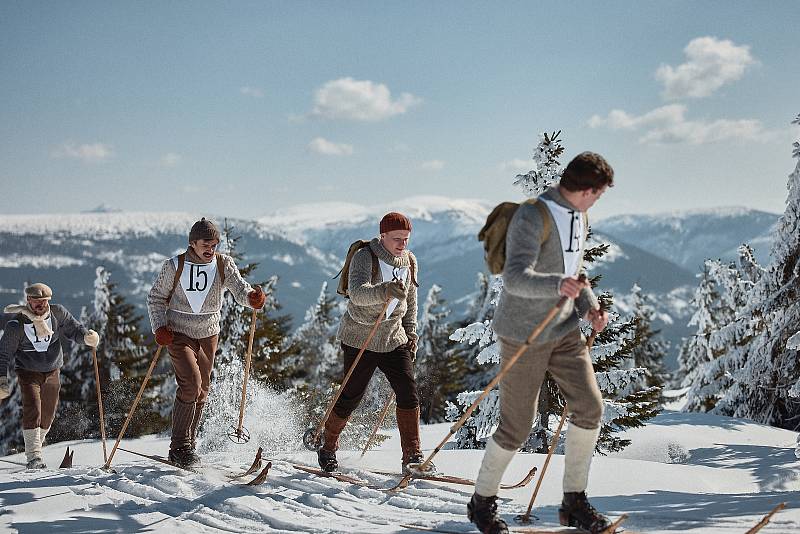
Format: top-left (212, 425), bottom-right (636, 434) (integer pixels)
top-left (493, 186), bottom-right (599, 344)
top-left (0, 304), bottom-right (88, 376)
top-left (337, 238), bottom-right (418, 353)
top-left (147, 250), bottom-right (253, 339)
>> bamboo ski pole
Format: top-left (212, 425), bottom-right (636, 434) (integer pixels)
top-left (104, 346), bottom-right (163, 469)
top-left (90, 347), bottom-right (108, 464)
top-left (389, 282), bottom-right (584, 491)
top-left (234, 308), bottom-right (258, 441)
top-left (361, 392), bottom-right (395, 457)
top-left (308, 298), bottom-right (392, 449)
top-left (519, 322), bottom-right (602, 523)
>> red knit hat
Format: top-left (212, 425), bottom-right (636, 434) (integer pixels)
top-left (380, 212), bottom-right (412, 234)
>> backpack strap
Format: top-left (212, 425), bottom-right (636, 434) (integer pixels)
top-left (369, 247), bottom-right (379, 282)
top-left (166, 253), bottom-right (186, 306)
top-left (215, 253), bottom-right (226, 286)
top-left (531, 199), bottom-right (553, 246)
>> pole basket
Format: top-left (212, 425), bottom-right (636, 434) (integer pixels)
top-left (227, 424), bottom-right (251, 444)
top-left (303, 428), bottom-right (323, 451)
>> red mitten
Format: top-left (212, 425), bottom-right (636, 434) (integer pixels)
top-left (248, 286), bottom-right (266, 309)
top-left (155, 326), bottom-right (174, 346)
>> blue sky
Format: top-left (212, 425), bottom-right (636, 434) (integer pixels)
top-left (1, 1), bottom-right (798, 220)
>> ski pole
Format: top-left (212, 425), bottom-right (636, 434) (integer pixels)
top-left (389, 278), bottom-right (585, 492)
top-left (304, 298), bottom-right (392, 451)
top-left (91, 347), bottom-right (108, 464)
top-left (519, 320), bottom-right (602, 523)
top-left (360, 392), bottom-right (395, 457)
top-left (230, 308), bottom-right (258, 443)
top-left (104, 346), bottom-right (163, 470)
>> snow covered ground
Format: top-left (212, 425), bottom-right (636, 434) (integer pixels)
top-left (1, 410), bottom-right (798, 533)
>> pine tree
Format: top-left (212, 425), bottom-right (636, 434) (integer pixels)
top-left (0, 290), bottom-right (24, 454)
top-left (706, 113), bottom-right (800, 427)
top-left (288, 281), bottom-right (340, 389)
top-left (629, 284), bottom-right (670, 393)
top-left (416, 284), bottom-right (464, 423)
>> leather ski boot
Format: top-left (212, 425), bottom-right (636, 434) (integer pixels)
top-left (318, 411), bottom-right (348, 473)
top-left (559, 491), bottom-right (612, 533)
top-left (467, 493), bottom-right (509, 534)
top-left (397, 406), bottom-right (436, 475)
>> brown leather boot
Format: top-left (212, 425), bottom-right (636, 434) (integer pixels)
top-left (189, 401), bottom-right (205, 451)
top-left (318, 411), bottom-right (349, 472)
top-left (397, 406), bottom-right (435, 474)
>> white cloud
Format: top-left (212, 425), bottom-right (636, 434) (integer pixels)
top-left (420, 160), bottom-right (445, 171)
top-left (589, 104), bottom-right (766, 145)
top-left (499, 159), bottom-right (533, 173)
top-left (656, 37), bottom-right (755, 100)
top-left (311, 77), bottom-right (421, 121)
top-left (159, 152), bottom-right (182, 168)
top-left (240, 86), bottom-right (264, 98)
top-left (308, 137), bottom-right (354, 156)
top-left (52, 141), bottom-right (114, 163)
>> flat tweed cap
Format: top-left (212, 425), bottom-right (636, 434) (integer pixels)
top-left (189, 217), bottom-right (221, 242)
top-left (25, 283), bottom-right (53, 300)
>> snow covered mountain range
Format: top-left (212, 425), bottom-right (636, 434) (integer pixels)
top-left (0, 199), bottom-right (778, 369)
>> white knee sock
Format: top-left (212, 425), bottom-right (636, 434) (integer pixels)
top-left (23, 428), bottom-right (42, 462)
top-left (41, 426), bottom-right (50, 443)
top-left (562, 424), bottom-right (600, 493)
top-left (475, 436), bottom-right (517, 497)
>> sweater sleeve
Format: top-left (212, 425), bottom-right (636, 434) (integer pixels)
top-left (347, 248), bottom-right (387, 306)
top-left (502, 203), bottom-right (565, 299)
top-left (53, 305), bottom-right (88, 345)
top-left (0, 320), bottom-right (22, 377)
top-left (147, 259), bottom-right (174, 333)
top-left (402, 253), bottom-right (418, 339)
top-left (575, 283), bottom-right (600, 319)
top-left (222, 255), bottom-right (253, 307)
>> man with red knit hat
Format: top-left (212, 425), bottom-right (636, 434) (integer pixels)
top-left (147, 217), bottom-right (266, 468)
top-left (319, 211), bottom-right (432, 474)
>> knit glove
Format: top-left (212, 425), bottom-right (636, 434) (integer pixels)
top-left (382, 280), bottom-right (406, 301)
top-left (404, 337), bottom-right (418, 361)
top-left (155, 326), bottom-right (174, 346)
top-left (248, 286), bottom-right (266, 309)
top-left (0, 377), bottom-right (9, 401)
top-left (84, 329), bottom-right (100, 348)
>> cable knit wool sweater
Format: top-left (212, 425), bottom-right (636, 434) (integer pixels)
top-left (337, 238), bottom-right (418, 353)
top-left (493, 186), bottom-right (599, 344)
top-left (147, 250), bottom-right (253, 339)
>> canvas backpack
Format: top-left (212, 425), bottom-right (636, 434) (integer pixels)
top-left (334, 240), bottom-right (418, 298)
top-left (166, 252), bottom-right (226, 305)
top-left (478, 199), bottom-right (553, 275)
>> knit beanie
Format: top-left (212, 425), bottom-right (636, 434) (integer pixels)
top-left (379, 212), bottom-right (412, 234)
top-left (189, 218), bottom-right (220, 242)
top-left (25, 283), bottom-right (53, 300)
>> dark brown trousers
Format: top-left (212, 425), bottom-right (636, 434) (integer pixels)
top-left (18, 368), bottom-right (61, 430)
top-left (168, 332), bottom-right (218, 404)
top-left (333, 343), bottom-right (419, 418)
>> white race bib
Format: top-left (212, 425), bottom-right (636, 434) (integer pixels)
top-left (379, 260), bottom-right (409, 319)
top-left (174, 257), bottom-right (218, 314)
top-left (24, 318), bottom-right (53, 352)
top-left (540, 198), bottom-right (585, 276)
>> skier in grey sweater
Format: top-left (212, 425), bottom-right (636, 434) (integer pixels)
top-left (468, 152), bottom-right (614, 534)
top-left (0, 283), bottom-right (100, 469)
top-left (147, 218), bottom-right (265, 467)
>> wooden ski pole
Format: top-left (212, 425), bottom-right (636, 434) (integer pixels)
top-left (519, 323), bottom-right (602, 523)
top-left (360, 392), bottom-right (395, 457)
top-left (104, 346), bottom-right (163, 469)
top-left (90, 347), bottom-right (108, 464)
top-left (745, 502), bottom-right (786, 534)
top-left (389, 285), bottom-right (580, 492)
top-left (235, 308), bottom-right (258, 441)
top-left (309, 298), bottom-right (392, 448)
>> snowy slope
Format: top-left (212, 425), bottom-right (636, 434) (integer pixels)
top-left (1, 409), bottom-right (798, 533)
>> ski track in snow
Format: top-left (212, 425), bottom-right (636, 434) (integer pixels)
top-left (3, 414), bottom-right (800, 533)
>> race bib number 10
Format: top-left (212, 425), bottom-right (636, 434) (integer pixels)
top-left (24, 319), bottom-right (53, 352)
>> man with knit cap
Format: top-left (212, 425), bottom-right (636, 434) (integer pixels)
top-left (147, 217), bottom-right (265, 468)
top-left (319, 211), bottom-right (431, 474)
top-left (468, 152), bottom-right (613, 534)
top-left (0, 283), bottom-right (100, 469)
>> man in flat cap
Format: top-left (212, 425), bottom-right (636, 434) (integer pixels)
top-left (147, 217), bottom-right (266, 468)
top-left (320, 211), bottom-right (432, 475)
top-left (0, 283), bottom-right (100, 469)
